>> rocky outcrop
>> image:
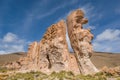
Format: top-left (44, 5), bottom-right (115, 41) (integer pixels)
top-left (5, 9), bottom-right (99, 75)
top-left (66, 9), bottom-right (99, 75)
top-left (6, 20), bottom-right (80, 74)
top-left (101, 66), bottom-right (120, 76)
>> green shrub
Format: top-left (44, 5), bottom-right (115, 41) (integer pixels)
top-left (0, 67), bottom-right (8, 73)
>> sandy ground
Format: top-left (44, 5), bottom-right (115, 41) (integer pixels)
top-left (0, 52), bottom-right (120, 69)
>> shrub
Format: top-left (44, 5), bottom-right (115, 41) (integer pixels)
top-left (5, 70), bottom-right (120, 80)
top-left (0, 67), bottom-right (8, 73)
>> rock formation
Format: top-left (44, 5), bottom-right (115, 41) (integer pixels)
top-left (5, 9), bottom-right (98, 75)
top-left (6, 20), bottom-right (80, 74)
top-left (66, 9), bottom-right (99, 75)
top-left (101, 66), bottom-right (120, 76)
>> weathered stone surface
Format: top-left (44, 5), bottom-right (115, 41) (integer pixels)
top-left (5, 9), bottom-right (99, 75)
top-left (66, 9), bottom-right (99, 75)
top-left (6, 20), bottom-right (80, 74)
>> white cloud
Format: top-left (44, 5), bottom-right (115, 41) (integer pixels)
top-left (93, 42), bottom-right (113, 52)
top-left (95, 29), bottom-right (120, 41)
top-left (0, 32), bottom-right (29, 54)
top-left (0, 51), bottom-right (6, 54)
top-left (93, 29), bottom-right (120, 53)
top-left (3, 32), bottom-right (17, 42)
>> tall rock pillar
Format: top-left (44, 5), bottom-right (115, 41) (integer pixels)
top-left (66, 9), bottom-right (99, 75)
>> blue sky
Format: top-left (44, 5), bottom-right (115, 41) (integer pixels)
top-left (0, 0), bottom-right (120, 54)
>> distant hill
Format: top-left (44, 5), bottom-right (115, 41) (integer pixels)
top-left (91, 52), bottom-right (120, 69)
top-left (0, 52), bottom-right (120, 69)
top-left (0, 52), bottom-right (26, 66)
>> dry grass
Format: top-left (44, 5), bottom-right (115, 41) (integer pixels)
top-left (1, 71), bottom-right (120, 80)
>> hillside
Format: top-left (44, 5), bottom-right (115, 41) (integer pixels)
top-left (0, 52), bottom-right (26, 66)
top-left (0, 52), bottom-right (120, 69)
top-left (91, 52), bottom-right (120, 68)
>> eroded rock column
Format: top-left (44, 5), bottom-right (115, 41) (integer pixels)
top-left (5, 20), bottom-right (80, 74)
top-left (40, 20), bottom-right (70, 72)
top-left (66, 9), bottom-right (99, 75)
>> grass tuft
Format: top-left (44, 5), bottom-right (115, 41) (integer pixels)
top-left (0, 70), bottom-right (120, 80)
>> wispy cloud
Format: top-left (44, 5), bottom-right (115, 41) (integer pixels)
top-left (81, 3), bottom-right (94, 16)
top-left (37, 0), bottom-right (78, 19)
top-left (22, 14), bottom-right (34, 30)
top-left (115, 6), bottom-right (120, 15)
top-left (93, 29), bottom-right (120, 53)
top-left (21, 0), bottom-right (48, 30)
top-left (80, 3), bottom-right (103, 23)
top-left (21, 0), bottom-right (79, 32)
top-left (77, 3), bottom-right (97, 29)
top-left (101, 20), bottom-right (120, 29)
top-left (0, 32), bottom-right (29, 54)
top-left (54, 12), bottom-right (69, 23)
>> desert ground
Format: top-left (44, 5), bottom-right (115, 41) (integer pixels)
top-left (0, 52), bottom-right (120, 69)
